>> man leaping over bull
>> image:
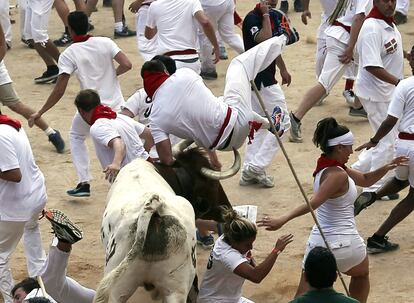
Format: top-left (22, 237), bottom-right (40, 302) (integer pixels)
top-left (141, 30), bottom-right (299, 169)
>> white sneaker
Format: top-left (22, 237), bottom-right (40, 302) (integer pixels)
top-left (343, 90), bottom-right (356, 108)
top-left (239, 166), bottom-right (275, 188)
top-left (288, 112), bottom-right (303, 143)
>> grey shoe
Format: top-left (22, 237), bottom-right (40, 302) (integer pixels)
top-left (343, 90), bottom-right (356, 107)
top-left (367, 236), bottom-right (399, 254)
top-left (288, 112), bottom-right (303, 143)
top-left (219, 46), bottom-right (228, 60)
top-left (354, 192), bottom-right (377, 216)
top-left (200, 70), bottom-right (218, 80)
top-left (239, 166), bottom-right (275, 188)
top-left (349, 107), bottom-right (367, 118)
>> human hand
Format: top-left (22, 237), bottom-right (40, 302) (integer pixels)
top-left (301, 10), bottom-right (311, 25)
top-left (28, 112), bottom-right (42, 128)
top-left (386, 156), bottom-right (409, 170)
top-left (280, 69), bottom-right (291, 86)
top-left (274, 233), bottom-right (294, 252)
top-left (339, 47), bottom-right (353, 64)
top-left (104, 163), bottom-right (121, 183)
top-left (355, 141), bottom-right (377, 151)
top-left (259, 0), bottom-right (270, 14)
top-left (212, 46), bottom-right (220, 64)
top-left (257, 215), bottom-right (287, 231)
top-left (128, 1), bottom-right (141, 13)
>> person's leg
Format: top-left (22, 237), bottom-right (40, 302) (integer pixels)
top-left (0, 0), bottom-right (12, 47)
top-left (217, 0), bottom-right (243, 54)
top-left (68, 112), bottom-right (92, 194)
top-left (199, 4), bottom-right (219, 77)
top-left (23, 217), bottom-right (46, 277)
top-left (53, 0), bottom-right (73, 46)
top-left (113, 0), bottom-right (135, 36)
top-left (19, 0), bottom-right (29, 41)
top-left (135, 5), bottom-right (157, 61)
top-left (345, 257), bottom-right (370, 303)
top-left (0, 221), bottom-right (26, 303)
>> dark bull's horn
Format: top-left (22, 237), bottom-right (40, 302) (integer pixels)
top-left (201, 148), bottom-right (241, 180)
top-left (172, 139), bottom-right (194, 157)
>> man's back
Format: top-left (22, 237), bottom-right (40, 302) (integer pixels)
top-left (58, 37), bottom-right (124, 111)
top-left (290, 288), bottom-right (359, 303)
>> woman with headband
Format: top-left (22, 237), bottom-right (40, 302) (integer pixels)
top-left (258, 117), bottom-right (408, 303)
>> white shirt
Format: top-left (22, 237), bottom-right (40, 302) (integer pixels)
top-left (90, 114), bottom-right (149, 169)
top-left (388, 77), bottom-right (414, 133)
top-left (325, 0), bottom-right (372, 44)
top-left (58, 37), bottom-right (125, 111)
top-left (146, 0), bottom-right (203, 55)
top-left (123, 88), bottom-right (152, 125)
top-left (312, 168), bottom-right (358, 236)
top-left (319, 0), bottom-right (338, 24)
top-left (150, 68), bottom-right (235, 149)
top-left (355, 18), bottom-right (403, 102)
top-left (200, 0), bottom-right (226, 7)
top-left (198, 235), bottom-right (249, 303)
top-left (0, 60), bottom-right (12, 86)
top-left (24, 289), bottom-right (57, 303)
top-left (0, 126), bottom-right (46, 221)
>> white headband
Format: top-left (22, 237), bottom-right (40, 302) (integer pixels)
top-left (327, 131), bottom-right (354, 147)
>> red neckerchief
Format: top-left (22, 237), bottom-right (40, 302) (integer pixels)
top-left (72, 34), bottom-right (92, 43)
top-left (143, 70), bottom-right (170, 99)
top-left (366, 6), bottom-right (394, 26)
top-left (313, 154), bottom-right (347, 177)
top-left (0, 114), bottom-right (21, 131)
top-left (90, 105), bottom-right (117, 125)
top-left (254, 4), bottom-right (275, 31)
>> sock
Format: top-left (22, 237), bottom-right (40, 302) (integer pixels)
top-left (114, 22), bottom-right (123, 32)
top-left (64, 26), bottom-right (69, 34)
top-left (44, 127), bottom-right (56, 136)
top-left (345, 79), bottom-right (354, 91)
top-left (372, 233), bottom-right (385, 242)
top-left (47, 65), bottom-right (58, 71)
top-left (291, 112), bottom-right (301, 123)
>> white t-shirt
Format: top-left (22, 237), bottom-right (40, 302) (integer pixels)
top-left (90, 114), bottom-right (149, 169)
top-left (58, 37), bottom-right (125, 111)
top-left (0, 126), bottom-right (46, 222)
top-left (149, 68), bottom-right (235, 149)
top-left (319, 0), bottom-right (338, 24)
top-left (24, 289), bottom-right (57, 303)
top-left (198, 235), bottom-right (249, 303)
top-left (355, 18), bottom-right (403, 102)
top-left (200, 0), bottom-right (226, 7)
top-left (123, 88), bottom-right (152, 125)
top-left (325, 0), bottom-right (371, 44)
top-left (388, 77), bottom-right (414, 133)
top-left (146, 0), bottom-right (203, 55)
top-left (0, 60), bottom-right (12, 86)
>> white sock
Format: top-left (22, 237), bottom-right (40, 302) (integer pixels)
top-left (114, 22), bottom-right (123, 32)
top-left (44, 127), bottom-right (56, 136)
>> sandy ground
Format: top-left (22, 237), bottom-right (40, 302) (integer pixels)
top-left (2, 0), bottom-right (414, 302)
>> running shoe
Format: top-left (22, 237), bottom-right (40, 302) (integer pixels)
top-left (34, 66), bottom-right (59, 84)
top-left (354, 192), bottom-right (377, 216)
top-left (219, 46), bottom-right (228, 60)
top-left (367, 236), bottom-right (399, 254)
top-left (196, 231), bottom-right (214, 249)
top-left (239, 166), bottom-right (275, 188)
top-left (289, 112), bottom-right (303, 142)
top-left (67, 183), bottom-right (90, 197)
top-left (44, 209), bottom-right (83, 244)
top-left (48, 129), bottom-right (65, 153)
top-left (114, 26), bottom-right (136, 38)
top-left (53, 32), bottom-right (72, 47)
top-left (343, 89), bottom-right (356, 107)
top-left (349, 107), bottom-right (367, 118)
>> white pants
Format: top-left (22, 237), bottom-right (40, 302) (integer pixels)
top-left (0, 0), bottom-right (12, 44)
top-left (0, 218), bottom-right (46, 303)
top-left (396, 0), bottom-right (410, 15)
top-left (318, 36), bottom-right (357, 92)
top-left (19, 0), bottom-right (29, 39)
top-left (243, 84), bottom-right (289, 171)
top-left (239, 297), bottom-right (254, 303)
top-left (24, 0), bottom-right (54, 43)
top-left (199, 0), bottom-right (244, 73)
top-left (41, 245), bottom-right (95, 303)
top-left (70, 112), bottom-right (92, 183)
top-left (220, 36), bottom-right (286, 151)
top-left (135, 5), bottom-right (157, 61)
top-left (173, 56), bottom-right (201, 74)
top-left (352, 98), bottom-right (397, 191)
top-left (394, 139), bottom-right (414, 186)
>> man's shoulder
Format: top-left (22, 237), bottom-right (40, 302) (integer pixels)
top-left (289, 290), bottom-right (359, 303)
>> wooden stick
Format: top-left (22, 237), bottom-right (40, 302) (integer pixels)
top-left (250, 80), bottom-right (350, 296)
top-left (37, 276), bottom-right (48, 298)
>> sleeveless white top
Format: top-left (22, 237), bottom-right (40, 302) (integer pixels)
top-left (311, 167), bottom-right (358, 236)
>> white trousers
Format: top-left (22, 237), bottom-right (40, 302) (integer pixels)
top-left (243, 83), bottom-right (289, 171)
top-left (352, 98), bottom-right (397, 191)
top-left (220, 35), bottom-right (286, 151)
top-left (395, 139), bottom-right (414, 186)
top-left (24, 0), bottom-right (54, 43)
top-left (199, 0), bottom-right (244, 73)
top-left (41, 245), bottom-right (95, 303)
top-left (19, 0), bottom-right (29, 39)
top-left (173, 57), bottom-right (201, 74)
top-left (135, 5), bottom-right (157, 61)
top-left (0, 218), bottom-right (46, 303)
top-left (318, 36), bottom-right (357, 92)
top-left (70, 112), bottom-right (92, 183)
top-left (396, 0), bottom-right (410, 15)
top-left (0, 0), bottom-right (12, 44)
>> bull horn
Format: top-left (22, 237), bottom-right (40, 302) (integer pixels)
top-left (201, 148), bottom-right (241, 180)
top-left (172, 139), bottom-right (194, 157)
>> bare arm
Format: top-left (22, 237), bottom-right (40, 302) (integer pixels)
top-left (128, 0), bottom-right (145, 13)
top-left (0, 23), bottom-right (6, 61)
top-left (0, 168), bottom-right (22, 183)
top-left (114, 52), bottom-right (132, 76)
top-left (301, 0), bottom-right (312, 25)
top-left (233, 234), bottom-right (293, 283)
top-left (355, 115), bottom-right (398, 151)
top-left (120, 108), bottom-right (135, 118)
top-left (365, 66), bottom-right (400, 86)
top-left (254, 4), bottom-right (272, 43)
top-left (276, 55), bottom-right (291, 86)
top-left (195, 10), bottom-right (220, 64)
top-left (155, 138), bottom-right (174, 165)
top-left (139, 127), bottom-right (154, 152)
top-left (145, 26), bottom-right (157, 40)
top-left (339, 13), bottom-right (365, 64)
top-left (28, 73), bottom-right (70, 127)
top-left (104, 137), bottom-right (126, 183)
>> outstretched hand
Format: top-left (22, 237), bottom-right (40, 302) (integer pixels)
top-left (386, 156), bottom-right (409, 170)
top-left (275, 234), bottom-right (294, 252)
top-left (301, 10), bottom-right (311, 25)
top-left (257, 215), bottom-right (286, 231)
top-left (28, 112), bottom-right (41, 128)
top-left (355, 141), bottom-right (377, 151)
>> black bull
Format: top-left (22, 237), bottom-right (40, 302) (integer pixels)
top-left (152, 147), bottom-right (240, 222)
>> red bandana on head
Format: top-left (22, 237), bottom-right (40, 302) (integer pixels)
top-left (0, 114), bottom-right (21, 131)
top-left (90, 105), bottom-right (117, 125)
top-left (366, 6), bottom-right (394, 26)
top-left (313, 154), bottom-right (347, 177)
top-left (143, 70), bottom-right (170, 99)
top-left (72, 34), bottom-right (92, 43)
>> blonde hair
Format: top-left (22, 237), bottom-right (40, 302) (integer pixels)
top-left (222, 208), bottom-right (257, 243)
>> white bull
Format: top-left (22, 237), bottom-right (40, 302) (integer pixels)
top-left (93, 158), bottom-right (197, 303)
